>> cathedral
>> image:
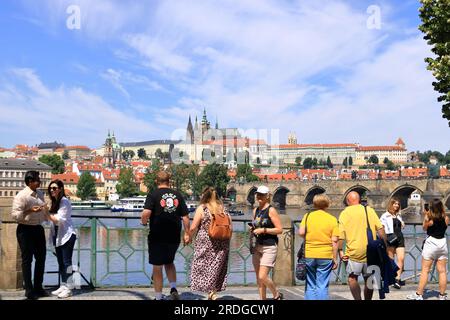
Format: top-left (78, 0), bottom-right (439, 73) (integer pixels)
top-left (183, 109), bottom-right (242, 163)
top-left (103, 130), bottom-right (122, 168)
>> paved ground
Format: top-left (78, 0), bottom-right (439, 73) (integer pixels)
top-left (0, 283), bottom-right (445, 300)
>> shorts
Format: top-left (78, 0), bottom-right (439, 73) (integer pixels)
top-left (345, 259), bottom-right (371, 277)
top-left (252, 244), bottom-right (278, 268)
top-left (148, 238), bottom-right (180, 265)
top-left (387, 234), bottom-right (405, 248)
top-left (422, 236), bottom-right (448, 261)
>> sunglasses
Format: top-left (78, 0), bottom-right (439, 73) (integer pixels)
top-left (50, 186), bottom-right (59, 191)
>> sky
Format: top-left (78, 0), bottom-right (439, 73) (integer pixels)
top-left (0, 0), bottom-right (448, 152)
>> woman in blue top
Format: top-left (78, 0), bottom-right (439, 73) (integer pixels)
top-left (250, 186), bottom-right (283, 300)
top-left (44, 180), bottom-right (77, 299)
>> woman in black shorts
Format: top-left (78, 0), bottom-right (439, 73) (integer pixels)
top-left (380, 197), bottom-right (405, 289)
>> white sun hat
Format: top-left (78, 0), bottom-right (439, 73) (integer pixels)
top-left (256, 186), bottom-right (270, 194)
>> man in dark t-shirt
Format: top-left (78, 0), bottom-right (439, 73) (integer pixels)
top-left (141, 171), bottom-right (190, 300)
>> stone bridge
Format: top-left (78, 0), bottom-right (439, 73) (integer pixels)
top-left (227, 178), bottom-right (450, 210)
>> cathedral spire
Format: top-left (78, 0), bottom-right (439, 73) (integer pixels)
top-left (215, 116), bottom-right (218, 129)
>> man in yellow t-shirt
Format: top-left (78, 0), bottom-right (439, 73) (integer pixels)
top-left (338, 191), bottom-right (386, 300)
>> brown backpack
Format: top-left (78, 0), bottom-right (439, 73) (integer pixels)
top-left (207, 207), bottom-right (232, 240)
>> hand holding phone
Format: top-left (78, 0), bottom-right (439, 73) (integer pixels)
top-left (424, 203), bottom-right (429, 212)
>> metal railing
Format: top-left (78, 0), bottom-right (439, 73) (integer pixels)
top-left (44, 214), bottom-right (255, 288)
top-left (291, 220), bottom-right (450, 285)
top-left (43, 214), bottom-right (449, 288)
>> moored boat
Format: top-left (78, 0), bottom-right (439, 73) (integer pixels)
top-left (71, 200), bottom-right (111, 210)
top-left (111, 196), bottom-right (146, 212)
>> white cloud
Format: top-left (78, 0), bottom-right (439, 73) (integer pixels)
top-left (276, 37), bottom-right (450, 152)
top-left (14, 0), bottom-right (450, 151)
top-left (100, 68), bottom-right (166, 98)
top-left (0, 68), bottom-right (162, 148)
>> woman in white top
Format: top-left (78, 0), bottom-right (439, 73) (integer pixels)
top-left (44, 180), bottom-right (77, 299)
top-left (380, 197), bottom-right (405, 289)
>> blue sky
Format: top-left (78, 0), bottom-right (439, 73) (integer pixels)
top-left (0, 0), bottom-right (448, 152)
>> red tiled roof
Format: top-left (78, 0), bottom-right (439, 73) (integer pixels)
top-left (79, 164), bottom-right (103, 171)
top-left (66, 145), bottom-right (90, 151)
top-left (51, 173), bottom-right (79, 184)
top-left (273, 144), bottom-right (357, 149)
top-left (256, 172), bottom-right (297, 181)
top-left (357, 146), bottom-right (405, 151)
top-left (248, 139), bottom-right (267, 145)
top-left (131, 161), bottom-right (152, 167)
top-left (396, 138), bottom-right (405, 145)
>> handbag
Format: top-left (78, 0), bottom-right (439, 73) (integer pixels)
top-left (295, 212), bottom-right (311, 281)
top-left (386, 233), bottom-right (398, 245)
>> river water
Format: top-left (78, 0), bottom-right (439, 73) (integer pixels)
top-left (42, 206), bottom-right (447, 287)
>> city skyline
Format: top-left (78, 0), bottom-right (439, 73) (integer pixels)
top-left (0, 1), bottom-right (449, 152)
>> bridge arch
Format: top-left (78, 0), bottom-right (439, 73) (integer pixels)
top-left (343, 185), bottom-right (370, 206)
top-left (304, 186), bottom-right (326, 206)
top-left (273, 186), bottom-right (290, 209)
top-left (389, 185), bottom-right (423, 210)
top-left (226, 187), bottom-right (237, 202)
top-left (246, 186), bottom-right (258, 207)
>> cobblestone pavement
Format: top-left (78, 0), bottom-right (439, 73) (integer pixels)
top-left (0, 284), bottom-right (445, 300)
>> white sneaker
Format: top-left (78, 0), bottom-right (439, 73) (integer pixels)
top-left (57, 288), bottom-right (72, 299)
top-left (439, 293), bottom-right (447, 300)
top-left (51, 286), bottom-right (66, 296)
top-left (406, 292), bottom-right (423, 300)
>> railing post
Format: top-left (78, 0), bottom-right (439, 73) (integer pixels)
top-left (273, 214), bottom-right (294, 286)
top-left (90, 218), bottom-right (97, 287)
top-left (0, 202), bottom-right (22, 289)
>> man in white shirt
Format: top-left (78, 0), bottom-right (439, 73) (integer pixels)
top-left (11, 171), bottom-right (48, 300)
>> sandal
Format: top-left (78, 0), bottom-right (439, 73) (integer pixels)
top-left (273, 292), bottom-right (284, 300)
top-left (208, 292), bottom-right (218, 300)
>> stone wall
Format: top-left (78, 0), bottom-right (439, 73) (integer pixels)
top-left (0, 198), bottom-right (22, 289)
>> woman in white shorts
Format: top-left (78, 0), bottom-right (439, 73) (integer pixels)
top-left (407, 199), bottom-right (449, 300)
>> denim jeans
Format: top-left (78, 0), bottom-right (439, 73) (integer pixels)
top-left (304, 258), bottom-right (333, 300)
top-left (55, 234), bottom-right (77, 284)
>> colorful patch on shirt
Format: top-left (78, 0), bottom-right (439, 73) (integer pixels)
top-left (161, 193), bottom-right (179, 213)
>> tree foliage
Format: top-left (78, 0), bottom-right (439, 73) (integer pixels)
top-left (368, 155), bottom-right (379, 165)
top-left (419, 0), bottom-right (450, 125)
top-left (303, 157), bottom-right (314, 169)
top-left (122, 150), bottom-right (135, 161)
top-left (137, 148), bottom-right (147, 160)
top-left (143, 158), bottom-right (161, 194)
top-left (342, 157), bottom-right (348, 168)
top-left (76, 172), bottom-right (97, 200)
top-left (198, 164), bottom-right (230, 197)
top-left (326, 156), bottom-right (333, 168)
top-left (38, 154), bottom-right (65, 174)
top-left (236, 164), bottom-right (260, 183)
top-left (62, 150), bottom-right (70, 160)
top-left (116, 168), bottom-right (138, 198)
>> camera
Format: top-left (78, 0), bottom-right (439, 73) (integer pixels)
top-left (424, 203), bottom-right (429, 211)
